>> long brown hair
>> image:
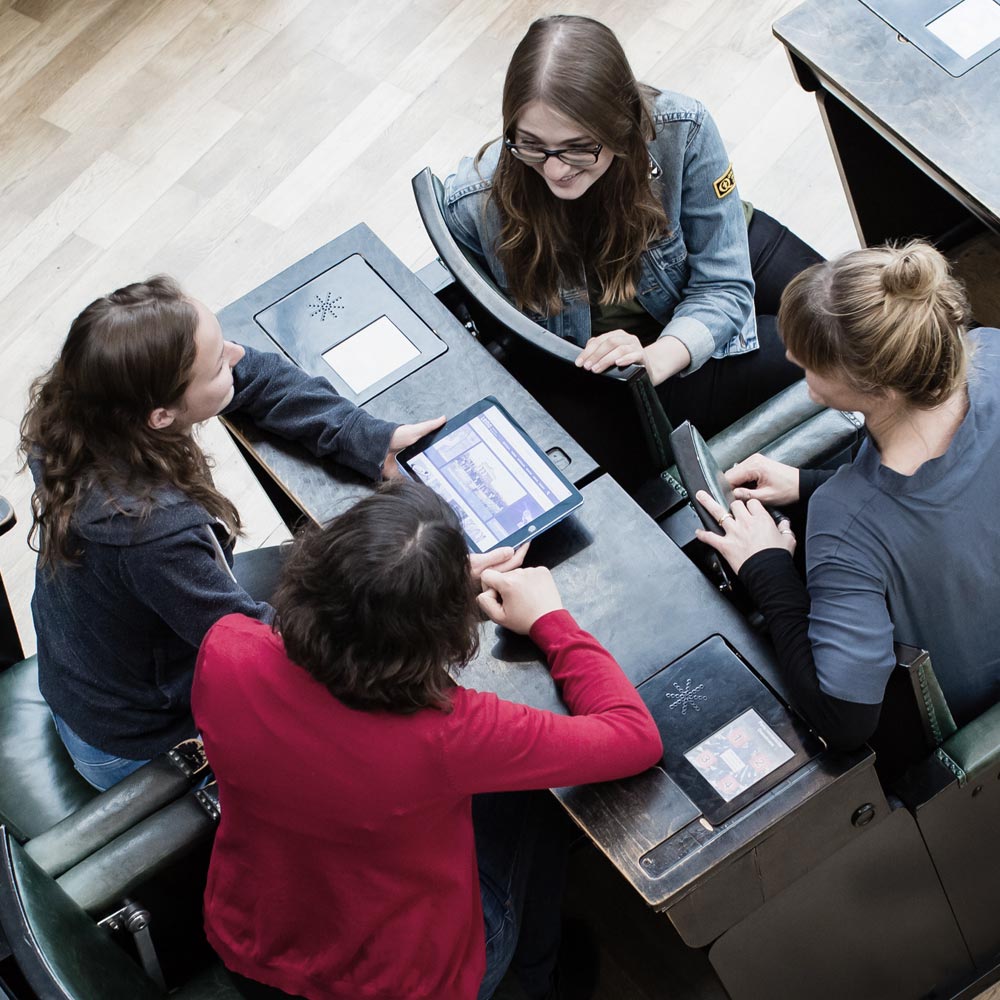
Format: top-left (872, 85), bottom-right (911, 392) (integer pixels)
top-left (272, 480), bottom-right (480, 714)
top-left (778, 240), bottom-right (971, 408)
top-left (485, 15), bottom-right (668, 315)
top-left (20, 276), bottom-right (241, 566)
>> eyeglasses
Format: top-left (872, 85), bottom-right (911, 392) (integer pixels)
top-left (503, 137), bottom-right (604, 167)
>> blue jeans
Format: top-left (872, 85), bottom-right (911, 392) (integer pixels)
top-left (475, 791), bottom-right (573, 1000)
top-left (52, 713), bottom-right (149, 791)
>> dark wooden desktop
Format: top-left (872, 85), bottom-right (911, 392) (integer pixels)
top-left (217, 227), bottom-right (972, 999)
top-left (774, 0), bottom-right (1000, 249)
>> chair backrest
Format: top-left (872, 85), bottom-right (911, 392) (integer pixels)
top-left (871, 645), bottom-right (959, 783)
top-left (412, 167), bottom-right (675, 490)
top-left (0, 826), bottom-right (164, 1000)
top-left (413, 168), bottom-right (602, 368)
top-left (0, 497), bottom-right (98, 844)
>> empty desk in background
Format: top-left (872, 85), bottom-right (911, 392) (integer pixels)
top-left (774, 0), bottom-right (1000, 248)
top-left (217, 224), bottom-right (597, 524)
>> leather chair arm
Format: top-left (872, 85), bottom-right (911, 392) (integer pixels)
top-left (412, 168), bottom-right (641, 382)
top-left (936, 702), bottom-right (1000, 786)
top-left (56, 782), bottom-right (220, 916)
top-left (665, 386), bottom-right (863, 486)
top-left (25, 738), bottom-right (209, 878)
top-left (759, 407), bottom-right (864, 469)
top-left (0, 497), bottom-right (14, 538)
top-left (701, 380), bottom-right (823, 471)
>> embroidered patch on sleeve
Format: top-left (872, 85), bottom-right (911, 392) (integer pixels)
top-left (713, 163), bottom-right (736, 199)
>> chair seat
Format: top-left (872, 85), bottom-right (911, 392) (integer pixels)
top-left (0, 656), bottom-right (96, 841)
top-left (174, 962), bottom-right (244, 999)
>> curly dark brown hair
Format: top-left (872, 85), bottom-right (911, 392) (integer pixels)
top-left (19, 276), bottom-right (241, 566)
top-left (272, 480), bottom-right (481, 714)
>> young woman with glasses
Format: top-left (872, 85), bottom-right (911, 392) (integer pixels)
top-left (694, 241), bottom-right (1000, 750)
top-left (444, 14), bottom-right (822, 440)
top-left (20, 276), bottom-right (445, 790)
top-left (194, 480), bottom-right (662, 1000)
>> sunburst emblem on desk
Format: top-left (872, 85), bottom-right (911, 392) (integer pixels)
top-left (664, 678), bottom-right (707, 715)
top-left (308, 292), bottom-right (344, 321)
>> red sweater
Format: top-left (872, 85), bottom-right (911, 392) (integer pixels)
top-left (192, 611), bottom-right (662, 1000)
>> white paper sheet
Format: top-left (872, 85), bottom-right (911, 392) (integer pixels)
top-left (927, 0), bottom-right (1000, 59)
top-left (322, 316), bottom-right (419, 393)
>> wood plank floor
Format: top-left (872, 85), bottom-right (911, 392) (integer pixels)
top-left (5, 4), bottom-right (995, 997)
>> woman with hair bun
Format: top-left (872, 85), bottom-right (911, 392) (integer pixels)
top-left (695, 240), bottom-right (1000, 750)
top-left (20, 276), bottom-right (445, 789)
top-left (444, 14), bottom-right (822, 440)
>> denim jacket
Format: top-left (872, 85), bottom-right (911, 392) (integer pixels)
top-left (443, 90), bottom-right (757, 374)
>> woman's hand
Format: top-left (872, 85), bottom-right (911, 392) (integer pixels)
top-left (382, 416), bottom-right (446, 479)
top-left (477, 566), bottom-right (563, 635)
top-left (694, 491), bottom-right (795, 574)
top-left (576, 330), bottom-right (645, 374)
top-left (725, 453), bottom-right (800, 506)
top-left (576, 331), bottom-right (691, 385)
top-left (468, 543), bottom-right (528, 584)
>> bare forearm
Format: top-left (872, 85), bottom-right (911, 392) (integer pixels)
top-left (644, 335), bottom-right (692, 385)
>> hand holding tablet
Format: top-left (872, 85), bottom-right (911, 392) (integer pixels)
top-left (669, 421), bottom-right (737, 536)
top-left (397, 397), bottom-right (583, 553)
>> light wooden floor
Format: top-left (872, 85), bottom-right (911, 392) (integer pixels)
top-left (0, 0), bottom-right (859, 656)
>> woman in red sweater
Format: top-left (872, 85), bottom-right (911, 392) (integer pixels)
top-left (193, 480), bottom-right (662, 1000)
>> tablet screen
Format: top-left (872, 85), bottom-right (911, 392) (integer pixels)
top-left (684, 708), bottom-right (794, 803)
top-left (404, 403), bottom-right (573, 551)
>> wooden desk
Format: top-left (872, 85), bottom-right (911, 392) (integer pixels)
top-left (218, 224), bottom-right (597, 525)
top-left (774, 0), bottom-right (1000, 248)
top-left (217, 230), bottom-right (972, 998)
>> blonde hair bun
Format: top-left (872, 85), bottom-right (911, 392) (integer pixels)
top-left (881, 241), bottom-right (949, 300)
top-left (778, 239), bottom-right (971, 409)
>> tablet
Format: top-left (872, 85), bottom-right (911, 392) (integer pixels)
top-left (397, 397), bottom-right (583, 553)
top-left (669, 421), bottom-right (736, 535)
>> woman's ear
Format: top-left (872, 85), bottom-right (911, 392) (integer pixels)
top-left (148, 406), bottom-right (176, 430)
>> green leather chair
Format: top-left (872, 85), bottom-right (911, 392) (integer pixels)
top-left (0, 655), bottom-right (96, 844)
top-left (0, 500), bottom-right (210, 869)
top-left (0, 499), bottom-right (98, 842)
top-left (411, 168), bottom-right (862, 513)
top-left (0, 825), bottom-right (238, 1000)
top-left (886, 650), bottom-right (1000, 974)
